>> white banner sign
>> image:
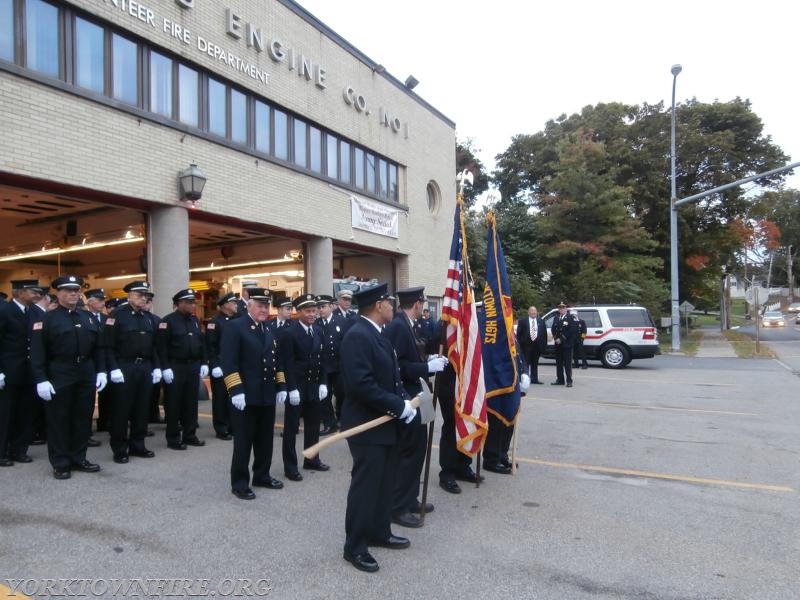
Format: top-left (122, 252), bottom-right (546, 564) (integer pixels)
top-left (350, 195), bottom-right (399, 238)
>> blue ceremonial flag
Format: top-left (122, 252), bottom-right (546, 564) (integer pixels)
top-left (482, 211), bottom-right (520, 425)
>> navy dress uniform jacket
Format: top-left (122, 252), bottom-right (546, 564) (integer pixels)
top-left (339, 316), bottom-right (407, 446)
top-left (0, 300), bottom-right (40, 385)
top-left (384, 312), bottom-right (428, 397)
top-left (220, 316), bottom-right (285, 406)
top-left (278, 321), bottom-right (326, 395)
top-left (204, 312), bottom-right (238, 370)
top-left (316, 313), bottom-right (346, 376)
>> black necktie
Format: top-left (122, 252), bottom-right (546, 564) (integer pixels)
top-left (307, 327), bottom-right (313, 338)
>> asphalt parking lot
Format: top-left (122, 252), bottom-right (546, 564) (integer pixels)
top-left (2, 354), bottom-right (798, 599)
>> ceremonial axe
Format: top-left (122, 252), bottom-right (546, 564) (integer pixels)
top-left (302, 380), bottom-right (434, 460)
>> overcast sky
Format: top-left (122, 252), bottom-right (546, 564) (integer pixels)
top-left (299, 0), bottom-right (800, 190)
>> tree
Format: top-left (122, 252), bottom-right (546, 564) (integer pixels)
top-left (456, 139), bottom-right (489, 207)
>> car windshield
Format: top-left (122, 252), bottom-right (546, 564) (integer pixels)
top-left (764, 312), bottom-right (782, 318)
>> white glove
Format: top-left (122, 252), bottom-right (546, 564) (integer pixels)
top-left (199, 365), bottom-right (209, 378)
top-left (288, 389), bottom-right (301, 406)
top-left (0, 373), bottom-right (5, 390)
top-left (37, 381), bottom-right (56, 401)
top-left (427, 356), bottom-right (448, 374)
top-left (318, 384), bottom-right (328, 400)
top-left (520, 373), bottom-right (530, 392)
top-left (400, 399), bottom-right (417, 424)
top-left (161, 368), bottom-right (174, 384)
top-left (152, 368), bottom-right (162, 384)
top-left (211, 366), bottom-right (223, 378)
top-left (231, 393), bottom-right (246, 411)
top-left (96, 372), bottom-right (108, 392)
top-left (110, 369), bottom-right (125, 384)
top-left (276, 391), bottom-right (287, 405)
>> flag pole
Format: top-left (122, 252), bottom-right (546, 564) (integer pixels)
top-left (418, 344), bottom-right (443, 524)
top-left (510, 400), bottom-right (522, 475)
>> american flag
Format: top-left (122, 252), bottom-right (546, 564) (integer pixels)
top-left (441, 198), bottom-right (487, 456)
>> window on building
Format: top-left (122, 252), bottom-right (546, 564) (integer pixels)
top-left (0, 0), bottom-right (13, 62)
top-left (326, 134), bottom-right (338, 179)
top-left (365, 152), bottom-right (377, 194)
top-left (26, 0), bottom-right (60, 78)
top-left (388, 164), bottom-right (398, 203)
top-left (208, 77), bottom-right (227, 137)
top-left (377, 158), bottom-right (388, 199)
top-left (354, 147), bottom-right (364, 188)
top-left (274, 109), bottom-right (288, 160)
top-left (254, 100), bottom-right (270, 154)
top-left (309, 126), bottom-right (322, 173)
top-left (74, 17), bottom-right (105, 93)
top-left (294, 119), bottom-right (307, 168)
top-left (178, 65), bottom-right (198, 127)
top-left (339, 141), bottom-right (351, 185)
top-left (149, 50), bottom-right (173, 118)
top-left (231, 88), bottom-right (247, 144)
top-left (112, 34), bottom-right (138, 105)
top-left (427, 181), bottom-right (441, 214)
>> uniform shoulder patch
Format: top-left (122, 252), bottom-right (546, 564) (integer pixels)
top-left (32, 321), bottom-right (43, 330)
top-left (158, 322), bottom-right (168, 329)
top-left (105, 318), bottom-right (115, 326)
top-left (206, 323), bottom-right (216, 330)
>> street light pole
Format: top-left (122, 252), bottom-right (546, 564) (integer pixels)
top-left (669, 64), bottom-right (682, 352)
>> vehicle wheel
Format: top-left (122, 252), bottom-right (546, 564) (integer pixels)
top-left (600, 343), bottom-right (630, 369)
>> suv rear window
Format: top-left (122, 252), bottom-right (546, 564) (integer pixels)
top-left (577, 310), bottom-right (602, 328)
top-left (606, 309), bottom-right (652, 327)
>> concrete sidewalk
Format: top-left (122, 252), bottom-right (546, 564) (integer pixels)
top-left (694, 327), bottom-right (738, 358)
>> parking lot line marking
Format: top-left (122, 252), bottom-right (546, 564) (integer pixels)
top-left (531, 397), bottom-right (758, 416)
top-left (517, 458), bottom-right (795, 492)
top-left (578, 375), bottom-right (736, 387)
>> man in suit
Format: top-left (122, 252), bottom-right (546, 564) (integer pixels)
top-left (268, 297), bottom-right (293, 332)
top-left (517, 305), bottom-right (547, 385)
top-left (278, 294), bottom-right (329, 481)
top-left (551, 302), bottom-right (580, 388)
top-left (82, 288), bottom-right (108, 445)
top-left (220, 288), bottom-right (286, 500)
top-left (0, 280), bottom-right (43, 466)
top-left (205, 292), bottom-right (240, 440)
top-left (340, 282), bottom-right (417, 573)
top-left (315, 294), bottom-right (345, 435)
top-left (29, 275), bottom-right (107, 479)
top-left (384, 287), bottom-right (447, 528)
top-left (157, 288), bottom-right (208, 450)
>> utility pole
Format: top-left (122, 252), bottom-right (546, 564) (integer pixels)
top-left (788, 245), bottom-right (794, 302)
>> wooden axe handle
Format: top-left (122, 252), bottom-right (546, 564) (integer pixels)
top-left (302, 395), bottom-right (421, 459)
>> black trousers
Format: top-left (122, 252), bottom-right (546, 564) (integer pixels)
top-left (163, 362), bottom-right (200, 444)
top-left (1, 382), bottom-right (34, 459)
top-left (573, 338), bottom-right (588, 367)
top-left (110, 360), bottom-right (152, 455)
top-left (96, 386), bottom-right (112, 432)
top-left (345, 441), bottom-right (398, 556)
top-left (555, 344), bottom-right (573, 384)
top-left (526, 346), bottom-right (544, 383)
top-left (483, 412), bottom-right (514, 467)
top-left (392, 414), bottom-right (426, 515)
top-left (149, 382), bottom-right (162, 422)
top-left (230, 404), bottom-right (275, 491)
top-left (210, 375), bottom-right (231, 436)
top-left (46, 377), bottom-right (95, 470)
top-left (319, 371), bottom-right (341, 428)
top-left (282, 387), bottom-right (321, 473)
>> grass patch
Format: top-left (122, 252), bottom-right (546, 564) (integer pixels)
top-left (723, 329), bottom-right (776, 358)
top-left (659, 329), bottom-right (702, 356)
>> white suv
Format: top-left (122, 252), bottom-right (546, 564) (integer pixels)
top-left (542, 305), bottom-right (660, 368)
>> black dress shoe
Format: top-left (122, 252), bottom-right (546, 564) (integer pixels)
top-left (168, 442), bottom-right (188, 450)
top-left (0, 458), bottom-right (13, 467)
top-left (215, 432), bottom-right (233, 441)
top-left (30, 438), bottom-right (46, 445)
top-left (532, 380), bottom-right (544, 385)
top-left (454, 469), bottom-right (484, 483)
top-left (72, 460), bottom-right (101, 473)
top-left (184, 437), bottom-right (205, 447)
top-left (11, 454), bottom-right (32, 463)
top-left (145, 430), bottom-right (155, 437)
top-left (319, 425), bottom-right (332, 436)
top-left (581, 365), bottom-right (589, 369)
top-left (343, 551), bottom-right (379, 573)
top-left (566, 382), bottom-right (573, 388)
top-left (551, 381), bottom-right (565, 386)
top-left (391, 512), bottom-right (423, 528)
top-left (368, 535), bottom-right (410, 549)
top-left (113, 453), bottom-right (129, 464)
top-left (87, 437), bottom-right (102, 447)
top-left (439, 479), bottom-right (461, 494)
top-left (413, 501), bottom-right (434, 513)
top-left (483, 462), bottom-right (512, 474)
top-left (53, 469), bottom-right (71, 480)
top-left (285, 471), bottom-right (303, 482)
top-left (302, 460), bottom-right (330, 471)
top-left (252, 477), bottom-right (284, 490)
top-left (232, 488), bottom-right (256, 500)
top-left (130, 449), bottom-right (155, 458)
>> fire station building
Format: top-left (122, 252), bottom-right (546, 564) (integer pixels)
top-left (0, 0), bottom-right (456, 317)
